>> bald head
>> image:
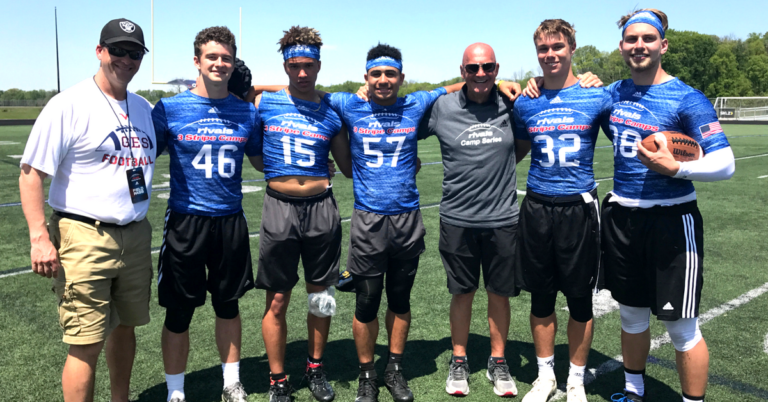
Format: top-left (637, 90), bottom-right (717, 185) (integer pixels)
top-left (463, 43), bottom-right (496, 64)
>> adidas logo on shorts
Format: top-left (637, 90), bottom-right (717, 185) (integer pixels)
top-left (663, 302), bottom-right (674, 310)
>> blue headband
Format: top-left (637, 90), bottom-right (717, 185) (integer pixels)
top-left (282, 44), bottom-right (321, 61)
top-left (622, 11), bottom-right (665, 39)
top-left (365, 56), bottom-right (402, 72)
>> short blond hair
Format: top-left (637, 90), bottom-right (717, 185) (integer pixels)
top-left (533, 19), bottom-right (576, 49)
top-left (617, 9), bottom-right (669, 32)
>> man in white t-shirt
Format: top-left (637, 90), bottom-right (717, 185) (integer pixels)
top-left (19, 18), bottom-right (156, 402)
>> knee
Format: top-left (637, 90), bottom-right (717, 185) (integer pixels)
top-left (530, 292), bottom-right (557, 319)
top-left (387, 292), bottom-right (411, 316)
top-left (566, 295), bottom-right (593, 323)
top-left (664, 318), bottom-right (702, 352)
top-left (265, 292), bottom-right (290, 318)
top-left (619, 304), bottom-right (650, 334)
top-left (355, 281), bottom-right (383, 324)
top-left (213, 300), bottom-right (240, 320)
top-left (68, 341), bottom-right (105, 361)
top-left (452, 291), bottom-right (476, 304)
top-left (164, 307), bottom-right (195, 334)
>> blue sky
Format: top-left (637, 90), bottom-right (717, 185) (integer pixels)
top-left (2, 0), bottom-right (766, 91)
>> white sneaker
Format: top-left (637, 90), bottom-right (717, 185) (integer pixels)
top-left (445, 359), bottom-right (470, 395)
top-left (522, 376), bottom-right (557, 402)
top-left (566, 382), bottom-right (587, 402)
top-left (486, 358), bottom-right (517, 396)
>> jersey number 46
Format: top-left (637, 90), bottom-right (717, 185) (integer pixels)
top-left (192, 144), bottom-right (237, 178)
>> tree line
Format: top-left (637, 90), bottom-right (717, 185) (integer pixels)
top-left (6, 30), bottom-right (767, 103)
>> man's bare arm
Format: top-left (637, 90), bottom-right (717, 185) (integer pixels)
top-left (329, 126), bottom-right (352, 178)
top-left (248, 155), bottom-right (264, 172)
top-left (19, 164), bottom-right (60, 278)
top-left (245, 85), bottom-right (290, 103)
top-left (515, 140), bottom-right (531, 164)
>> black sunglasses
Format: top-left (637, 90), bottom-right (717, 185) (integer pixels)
top-left (464, 62), bottom-right (496, 74)
top-left (103, 44), bottom-right (145, 61)
top-left (369, 70), bottom-right (399, 78)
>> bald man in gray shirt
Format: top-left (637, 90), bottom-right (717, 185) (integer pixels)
top-left (417, 43), bottom-right (528, 397)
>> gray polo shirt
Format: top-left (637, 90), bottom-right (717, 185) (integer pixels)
top-left (417, 86), bottom-right (519, 228)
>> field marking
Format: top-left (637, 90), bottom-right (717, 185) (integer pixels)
top-left (0, 141), bottom-right (20, 145)
top-left (735, 153), bottom-right (768, 161)
top-left (8, 155), bottom-right (22, 159)
top-left (551, 281), bottom-right (768, 400)
top-left (764, 333), bottom-right (768, 354)
top-left (759, 175), bottom-right (768, 179)
top-left (0, 268), bottom-right (31, 279)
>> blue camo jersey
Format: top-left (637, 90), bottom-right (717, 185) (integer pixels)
top-left (327, 88), bottom-right (447, 214)
top-left (258, 90), bottom-right (343, 180)
top-left (152, 91), bottom-right (262, 216)
top-left (601, 78), bottom-right (731, 201)
top-left (513, 83), bottom-right (612, 196)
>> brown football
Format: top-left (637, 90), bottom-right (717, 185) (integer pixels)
top-left (640, 131), bottom-right (702, 162)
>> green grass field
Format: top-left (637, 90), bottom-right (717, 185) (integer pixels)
top-left (1, 124), bottom-right (767, 401)
top-left (0, 107), bottom-right (43, 120)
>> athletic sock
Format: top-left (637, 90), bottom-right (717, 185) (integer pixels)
top-left (682, 392), bottom-right (705, 401)
top-left (307, 355), bottom-right (323, 370)
top-left (624, 367), bottom-right (645, 396)
top-left (387, 352), bottom-right (403, 367)
top-left (222, 361), bottom-right (240, 388)
top-left (165, 372), bottom-right (185, 402)
top-left (567, 362), bottom-right (586, 385)
top-left (270, 372), bottom-right (287, 384)
top-left (536, 355), bottom-right (556, 379)
top-left (360, 361), bottom-right (376, 376)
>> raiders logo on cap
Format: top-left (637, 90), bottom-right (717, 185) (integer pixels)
top-left (119, 21), bottom-right (136, 33)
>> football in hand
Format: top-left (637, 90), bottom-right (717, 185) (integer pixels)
top-left (640, 131), bottom-right (702, 162)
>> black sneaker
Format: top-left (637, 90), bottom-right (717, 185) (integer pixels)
top-left (305, 363), bottom-right (335, 402)
top-left (610, 390), bottom-right (644, 402)
top-left (268, 377), bottom-right (293, 402)
top-left (355, 370), bottom-right (379, 402)
top-left (384, 363), bottom-right (414, 402)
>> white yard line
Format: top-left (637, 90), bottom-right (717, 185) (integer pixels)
top-left (551, 281), bottom-right (768, 400)
top-left (758, 175), bottom-right (768, 179)
top-left (0, 269), bottom-right (31, 279)
top-left (736, 153), bottom-right (768, 161)
top-left (8, 155), bottom-right (22, 159)
top-left (764, 333), bottom-right (768, 354)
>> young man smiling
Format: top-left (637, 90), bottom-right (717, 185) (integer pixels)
top-left (416, 43), bottom-right (524, 398)
top-left (152, 26), bottom-right (262, 402)
top-left (512, 20), bottom-right (611, 402)
top-left (244, 26), bottom-right (352, 402)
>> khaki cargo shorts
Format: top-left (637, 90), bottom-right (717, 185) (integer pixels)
top-left (49, 213), bottom-right (153, 345)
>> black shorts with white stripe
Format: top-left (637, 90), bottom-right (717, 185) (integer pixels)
top-left (602, 194), bottom-right (704, 321)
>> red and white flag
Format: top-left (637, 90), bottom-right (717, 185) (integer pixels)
top-left (699, 122), bottom-right (723, 138)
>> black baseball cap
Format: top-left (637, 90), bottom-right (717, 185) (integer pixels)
top-left (100, 18), bottom-right (148, 51)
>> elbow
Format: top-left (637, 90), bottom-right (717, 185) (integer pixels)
top-left (723, 161), bottom-right (736, 181)
top-left (340, 167), bottom-right (353, 179)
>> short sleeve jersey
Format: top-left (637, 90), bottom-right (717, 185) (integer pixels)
top-left (20, 78), bottom-right (156, 225)
top-left (513, 83), bottom-right (612, 196)
top-left (152, 91), bottom-right (262, 216)
top-left (601, 78), bottom-right (730, 202)
top-left (258, 89), bottom-right (343, 180)
top-left (326, 88), bottom-right (447, 215)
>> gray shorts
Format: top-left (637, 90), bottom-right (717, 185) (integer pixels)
top-left (255, 187), bottom-right (341, 293)
top-left (347, 208), bottom-right (426, 277)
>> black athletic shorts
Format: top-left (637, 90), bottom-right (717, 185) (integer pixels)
top-left (255, 187), bottom-right (341, 293)
top-left (347, 208), bottom-right (425, 277)
top-left (157, 208), bottom-right (254, 309)
top-left (602, 193), bottom-right (704, 321)
top-left (439, 220), bottom-right (520, 297)
top-left (516, 188), bottom-right (602, 298)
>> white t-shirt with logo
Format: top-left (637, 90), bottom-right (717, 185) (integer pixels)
top-left (21, 78), bottom-right (157, 225)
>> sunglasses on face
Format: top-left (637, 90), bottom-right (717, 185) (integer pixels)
top-left (369, 70), bottom-right (399, 78)
top-left (463, 62), bottom-right (496, 74)
top-left (103, 44), bottom-right (145, 61)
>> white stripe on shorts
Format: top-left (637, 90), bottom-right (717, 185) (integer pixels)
top-left (682, 213), bottom-right (698, 318)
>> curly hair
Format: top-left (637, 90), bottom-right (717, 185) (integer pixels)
top-left (617, 9), bottom-right (668, 33)
top-left (194, 26), bottom-right (237, 58)
top-left (367, 43), bottom-right (402, 62)
top-left (534, 19), bottom-right (576, 50)
top-left (278, 26), bottom-right (323, 53)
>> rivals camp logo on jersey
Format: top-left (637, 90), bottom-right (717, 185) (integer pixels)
top-left (176, 118), bottom-right (250, 143)
top-left (526, 108), bottom-right (592, 133)
top-left (609, 101), bottom-right (661, 132)
top-left (264, 113), bottom-right (331, 141)
top-left (97, 125), bottom-right (155, 167)
top-left (352, 113), bottom-right (416, 135)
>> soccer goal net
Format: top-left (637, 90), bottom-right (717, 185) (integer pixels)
top-left (713, 97), bottom-right (768, 121)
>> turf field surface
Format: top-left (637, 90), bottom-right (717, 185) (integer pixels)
top-left (1, 125), bottom-right (767, 401)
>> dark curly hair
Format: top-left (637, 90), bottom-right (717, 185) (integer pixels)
top-left (194, 26), bottom-right (237, 58)
top-left (366, 43), bottom-right (402, 64)
top-left (278, 26), bottom-right (323, 53)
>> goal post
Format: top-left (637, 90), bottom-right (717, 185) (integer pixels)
top-left (713, 97), bottom-right (768, 122)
